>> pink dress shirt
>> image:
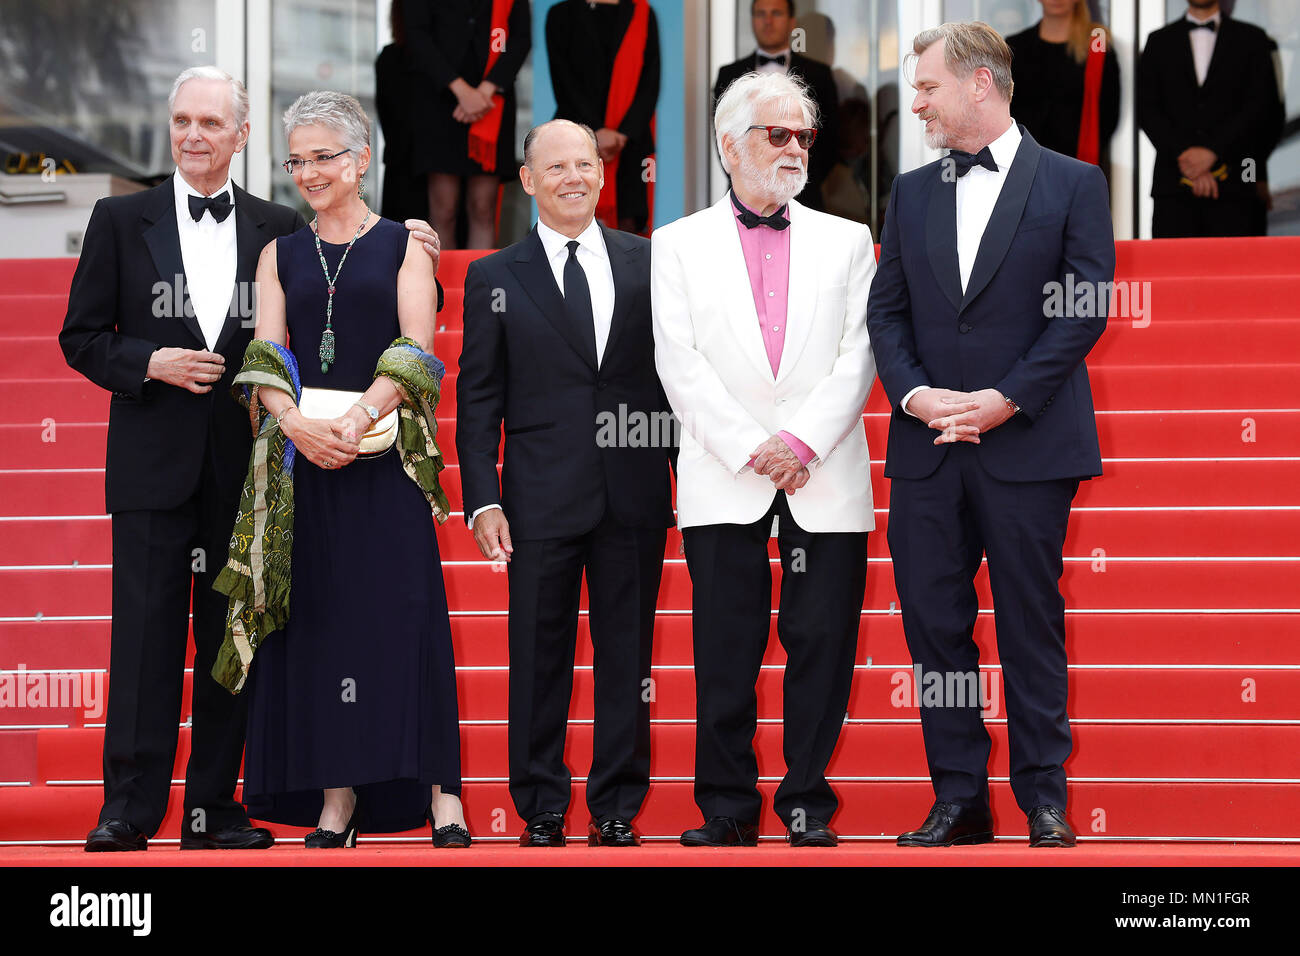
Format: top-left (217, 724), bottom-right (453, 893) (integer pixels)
top-left (733, 194), bottom-right (817, 467)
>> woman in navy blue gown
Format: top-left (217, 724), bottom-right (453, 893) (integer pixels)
top-left (241, 91), bottom-right (468, 847)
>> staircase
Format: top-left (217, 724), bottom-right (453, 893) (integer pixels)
top-left (1, 237), bottom-right (1298, 855)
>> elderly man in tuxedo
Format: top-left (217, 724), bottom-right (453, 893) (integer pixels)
top-left (867, 22), bottom-right (1114, 848)
top-left (59, 67), bottom-right (442, 851)
top-left (653, 71), bottom-right (876, 848)
top-left (456, 119), bottom-right (674, 848)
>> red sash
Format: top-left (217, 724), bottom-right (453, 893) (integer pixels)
top-left (595, 0), bottom-right (655, 231)
top-left (1076, 41), bottom-right (1105, 165)
top-left (467, 0), bottom-right (515, 174)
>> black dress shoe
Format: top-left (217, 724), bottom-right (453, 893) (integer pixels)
top-left (180, 825), bottom-right (274, 850)
top-left (588, 818), bottom-right (640, 847)
top-left (305, 805), bottom-right (360, 848)
top-left (519, 813), bottom-right (566, 847)
top-left (897, 801), bottom-right (994, 847)
top-left (787, 817), bottom-right (837, 847)
top-left (680, 816), bottom-right (760, 847)
top-left (1028, 805), bottom-right (1076, 847)
top-left (85, 819), bottom-right (147, 852)
top-left (432, 823), bottom-right (472, 848)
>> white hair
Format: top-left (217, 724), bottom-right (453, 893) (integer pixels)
top-left (168, 66), bottom-right (249, 127)
top-left (713, 71), bottom-right (819, 175)
top-left (282, 90), bottom-right (371, 156)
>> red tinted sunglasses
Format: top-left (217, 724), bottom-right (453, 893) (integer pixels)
top-left (747, 125), bottom-right (818, 149)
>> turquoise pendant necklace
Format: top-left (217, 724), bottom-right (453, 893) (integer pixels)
top-left (313, 208), bottom-right (371, 373)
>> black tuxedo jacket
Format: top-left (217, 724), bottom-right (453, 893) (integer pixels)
top-left (713, 51), bottom-right (839, 211)
top-left (456, 224), bottom-right (675, 541)
top-left (867, 129), bottom-right (1115, 483)
top-left (59, 177), bottom-right (304, 513)
top-left (1138, 16), bottom-right (1284, 199)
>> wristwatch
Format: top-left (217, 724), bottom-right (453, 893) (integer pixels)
top-left (353, 401), bottom-right (380, 422)
top-left (1003, 394), bottom-right (1021, 415)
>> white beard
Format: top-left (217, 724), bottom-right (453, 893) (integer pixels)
top-left (737, 149), bottom-right (806, 207)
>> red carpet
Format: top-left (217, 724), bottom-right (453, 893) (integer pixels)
top-left (2, 237), bottom-right (1298, 863)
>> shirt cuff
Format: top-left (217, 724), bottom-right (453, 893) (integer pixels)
top-left (468, 503), bottom-right (502, 529)
top-left (777, 430), bottom-right (817, 467)
top-left (901, 385), bottom-right (932, 419)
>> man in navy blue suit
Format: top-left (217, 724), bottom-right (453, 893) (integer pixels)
top-left (867, 22), bottom-right (1115, 848)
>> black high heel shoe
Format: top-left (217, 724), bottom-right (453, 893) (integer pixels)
top-left (305, 799), bottom-right (360, 849)
top-left (427, 807), bottom-right (471, 848)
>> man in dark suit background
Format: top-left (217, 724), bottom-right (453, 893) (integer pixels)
top-left (59, 67), bottom-right (302, 852)
top-left (456, 119), bottom-right (674, 848)
top-left (867, 22), bottom-right (1115, 849)
top-left (60, 67), bottom-right (442, 852)
top-left (1138, 0), bottom-right (1284, 237)
top-left (713, 0), bottom-right (839, 211)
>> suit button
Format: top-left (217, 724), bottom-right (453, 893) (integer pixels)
top-left (597, 381), bottom-right (607, 390)
top-left (959, 322), bottom-right (972, 333)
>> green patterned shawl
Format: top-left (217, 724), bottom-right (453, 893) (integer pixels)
top-left (211, 336), bottom-right (450, 694)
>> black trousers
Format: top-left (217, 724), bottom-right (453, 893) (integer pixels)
top-left (683, 492), bottom-right (868, 826)
top-left (888, 442), bottom-right (1079, 816)
top-left (506, 511), bottom-right (666, 823)
top-left (101, 440), bottom-right (251, 838)
top-left (1153, 193), bottom-right (1266, 237)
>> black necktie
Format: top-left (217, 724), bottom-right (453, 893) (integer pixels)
top-left (188, 191), bottom-right (232, 223)
top-left (756, 52), bottom-right (788, 68)
top-left (947, 146), bottom-right (999, 178)
top-left (563, 240), bottom-right (598, 365)
top-left (1188, 19), bottom-right (1217, 32)
top-left (731, 192), bottom-right (790, 230)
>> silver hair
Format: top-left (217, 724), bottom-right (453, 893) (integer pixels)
top-left (523, 119), bottom-right (600, 170)
top-left (168, 66), bottom-right (249, 127)
top-left (713, 71), bottom-right (818, 175)
top-left (282, 90), bottom-right (371, 156)
top-left (909, 21), bottom-right (1014, 102)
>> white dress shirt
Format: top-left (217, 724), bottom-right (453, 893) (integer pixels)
top-left (470, 216), bottom-right (616, 529)
top-left (173, 170), bottom-right (238, 351)
top-left (1187, 10), bottom-right (1221, 86)
top-left (902, 120), bottom-right (1021, 417)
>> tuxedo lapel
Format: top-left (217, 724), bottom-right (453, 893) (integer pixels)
top-left (776, 200), bottom-right (813, 384)
top-left (141, 176), bottom-right (205, 348)
top-left (926, 173), bottom-right (962, 314)
top-left (599, 224), bottom-right (640, 364)
top-left (961, 129), bottom-right (1042, 313)
top-left (1176, 21), bottom-right (1201, 89)
top-left (711, 198), bottom-right (773, 380)
top-left (509, 227), bottom-right (598, 372)
top-left (1201, 19), bottom-right (1234, 92)
top-left (216, 184), bottom-right (271, 354)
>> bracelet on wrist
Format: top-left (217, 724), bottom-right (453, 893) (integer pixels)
top-left (276, 405), bottom-right (297, 427)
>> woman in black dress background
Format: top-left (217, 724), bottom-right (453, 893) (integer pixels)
top-left (1006, 0), bottom-right (1119, 176)
top-left (546, 0), bottom-right (659, 234)
top-left (403, 0), bottom-right (532, 249)
top-left (244, 91), bottom-right (468, 847)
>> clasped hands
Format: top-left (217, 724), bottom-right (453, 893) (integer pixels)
top-left (280, 406), bottom-right (371, 470)
top-left (910, 387), bottom-right (1015, 446)
top-left (749, 435), bottom-right (810, 494)
top-left (451, 78), bottom-right (499, 124)
top-left (1178, 146), bottom-right (1221, 199)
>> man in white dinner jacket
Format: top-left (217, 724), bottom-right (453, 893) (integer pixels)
top-left (652, 70), bottom-right (876, 848)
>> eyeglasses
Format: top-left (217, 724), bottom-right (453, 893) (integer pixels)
top-left (282, 149), bottom-right (351, 175)
top-left (747, 125), bottom-right (817, 149)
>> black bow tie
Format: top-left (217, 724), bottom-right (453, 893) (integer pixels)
top-left (188, 191), bottom-right (232, 223)
top-left (731, 193), bottom-right (789, 230)
top-left (1188, 19), bottom-right (1217, 32)
top-left (756, 52), bottom-right (789, 68)
top-left (947, 146), bottom-right (999, 177)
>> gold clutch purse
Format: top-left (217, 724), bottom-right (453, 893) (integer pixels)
top-left (297, 387), bottom-right (398, 456)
